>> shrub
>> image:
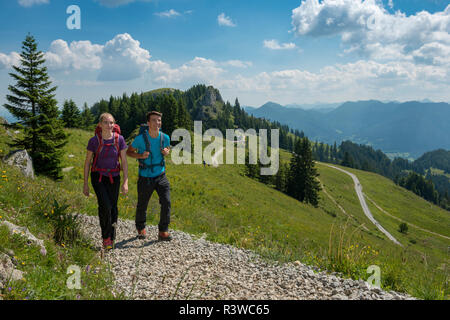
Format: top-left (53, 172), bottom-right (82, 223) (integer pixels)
top-left (399, 223), bottom-right (409, 234)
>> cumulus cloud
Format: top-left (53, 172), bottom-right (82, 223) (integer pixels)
top-left (263, 39), bottom-right (297, 50)
top-left (44, 33), bottom-right (151, 81)
top-left (147, 57), bottom-right (225, 85)
top-left (98, 33), bottom-right (152, 81)
top-left (17, 0), bottom-right (49, 7)
top-left (0, 52), bottom-right (21, 69)
top-left (45, 40), bottom-right (103, 71)
top-left (291, 0), bottom-right (450, 66)
top-left (155, 9), bottom-right (181, 18)
top-left (218, 13), bottom-right (236, 27)
top-left (218, 59), bottom-right (450, 104)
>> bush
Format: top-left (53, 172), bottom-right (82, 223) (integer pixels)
top-left (399, 223), bottom-right (409, 234)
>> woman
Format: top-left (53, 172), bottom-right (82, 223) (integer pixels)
top-left (83, 113), bottom-right (128, 250)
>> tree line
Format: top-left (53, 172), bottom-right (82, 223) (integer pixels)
top-left (245, 137), bottom-right (321, 207)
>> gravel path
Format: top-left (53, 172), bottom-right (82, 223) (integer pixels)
top-left (321, 164), bottom-right (403, 247)
top-left (78, 215), bottom-right (416, 300)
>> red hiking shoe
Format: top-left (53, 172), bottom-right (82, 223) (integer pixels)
top-left (102, 237), bottom-right (113, 250)
top-left (158, 231), bottom-right (172, 242)
top-left (137, 228), bottom-right (147, 240)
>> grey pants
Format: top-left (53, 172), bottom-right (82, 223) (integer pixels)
top-left (135, 173), bottom-right (171, 232)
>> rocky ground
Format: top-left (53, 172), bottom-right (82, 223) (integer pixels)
top-left (78, 215), bottom-right (416, 300)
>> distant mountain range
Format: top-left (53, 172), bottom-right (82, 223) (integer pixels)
top-left (244, 100), bottom-right (450, 159)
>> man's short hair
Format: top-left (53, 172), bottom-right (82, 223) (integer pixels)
top-left (147, 111), bottom-right (162, 122)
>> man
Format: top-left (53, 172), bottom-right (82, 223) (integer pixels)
top-left (126, 111), bottom-right (172, 241)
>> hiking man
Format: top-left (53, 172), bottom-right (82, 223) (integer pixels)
top-left (84, 112), bottom-right (128, 250)
top-left (126, 111), bottom-right (172, 241)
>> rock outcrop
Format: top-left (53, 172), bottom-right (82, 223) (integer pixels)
top-left (3, 150), bottom-right (35, 179)
top-left (0, 221), bottom-right (46, 256)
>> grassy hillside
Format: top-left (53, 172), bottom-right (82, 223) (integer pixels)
top-left (0, 126), bottom-right (122, 300)
top-left (1, 126), bottom-right (449, 299)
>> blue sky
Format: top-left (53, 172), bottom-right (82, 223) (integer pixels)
top-left (0, 0), bottom-right (449, 114)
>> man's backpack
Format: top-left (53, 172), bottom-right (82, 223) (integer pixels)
top-left (91, 124), bottom-right (121, 183)
top-left (137, 124), bottom-right (166, 173)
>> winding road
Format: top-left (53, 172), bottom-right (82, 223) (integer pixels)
top-left (321, 163), bottom-right (403, 247)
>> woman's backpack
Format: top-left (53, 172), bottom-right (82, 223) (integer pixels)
top-left (91, 124), bottom-right (121, 183)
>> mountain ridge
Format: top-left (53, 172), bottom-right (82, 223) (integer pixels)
top-left (247, 100), bottom-right (450, 159)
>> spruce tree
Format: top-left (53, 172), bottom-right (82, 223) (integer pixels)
top-left (4, 34), bottom-right (67, 180)
top-left (80, 102), bottom-right (94, 129)
top-left (61, 99), bottom-right (81, 128)
top-left (287, 138), bottom-right (321, 206)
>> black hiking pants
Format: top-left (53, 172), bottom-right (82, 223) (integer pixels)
top-left (135, 172), bottom-right (171, 232)
top-left (91, 171), bottom-right (120, 241)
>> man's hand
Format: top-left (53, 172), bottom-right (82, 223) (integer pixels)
top-left (161, 147), bottom-right (170, 156)
top-left (141, 151), bottom-right (150, 159)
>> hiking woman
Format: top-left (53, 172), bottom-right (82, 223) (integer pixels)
top-left (83, 113), bottom-right (128, 249)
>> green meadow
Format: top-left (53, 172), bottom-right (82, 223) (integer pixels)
top-left (0, 126), bottom-right (449, 299)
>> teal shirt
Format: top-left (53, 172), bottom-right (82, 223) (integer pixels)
top-left (131, 131), bottom-right (170, 178)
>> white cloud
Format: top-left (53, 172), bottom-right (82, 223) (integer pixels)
top-left (217, 59), bottom-right (450, 104)
top-left (45, 40), bottom-right (103, 71)
top-left (43, 33), bottom-right (151, 81)
top-left (263, 39), bottom-right (297, 50)
top-left (99, 33), bottom-right (152, 81)
top-left (218, 13), bottom-right (236, 27)
top-left (94, 0), bottom-right (153, 7)
top-left (148, 57), bottom-right (225, 85)
top-left (0, 52), bottom-right (21, 69)
top-left (291, 0), bottom-right (450, 66)
top-left (17, 0), bottom-right (49, 7)
top-left (221, 60), bottom-right (252, 68)
top-left (155, 9), bottom-right (181, 18)
top-left (388, 0), bottom-right (394, 9)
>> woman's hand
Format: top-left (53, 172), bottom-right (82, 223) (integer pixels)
top-left (83, 183), bottom-right (89, 197)
top-left (121, 181), bottom-right (128, 195)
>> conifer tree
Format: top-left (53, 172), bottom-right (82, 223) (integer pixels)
top-left (4, 34), bottom-right (67, 180)
top-left (61, 99), bottom-right (81, 128)
top-left (287, 138), bottom-right (321, 206)
top-left (80, 102), bottom-right (94, 129)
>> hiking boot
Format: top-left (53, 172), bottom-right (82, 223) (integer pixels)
top-left (158, 231), bottom-right (172, 242)
top-left (102, 237), bottom-right (113, 250)
top-left (137, 228), bottom-right (147, 240)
